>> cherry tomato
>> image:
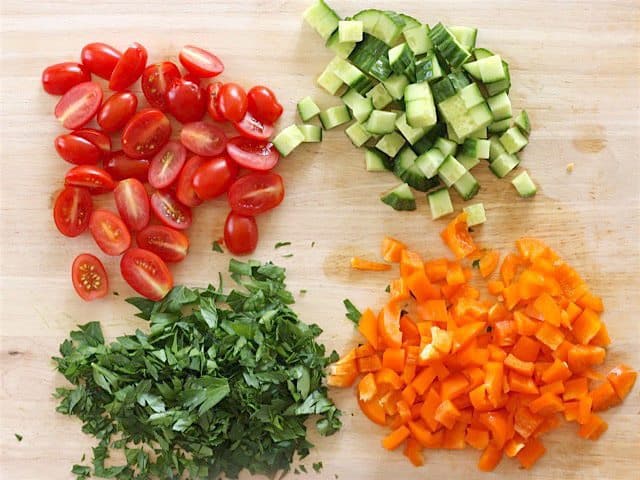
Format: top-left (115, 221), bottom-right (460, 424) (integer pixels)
top-left (182, 73), bottom-right (202, 85)
top-left (65, 165), bottom-right (116, 194)
top-left (42, 62), bottom-right (91, 95)
top-left (178, 45), bottom-right (224, 78)
top-left (206, 82), bottom-right (225, 122)
top-left (148, 141), bottom-right (187, 189)
top-left (136, 225), bottom-right (189, 263)
top-left (217, 83), bottom-right (248, 123)
top-left (176, 155), bottom-right (205, 207)
top-left (224, 211), bottom-right (258, 255)
top-left (192, 156), bottom-right (239, 200)
top-left (165, 78), bottom-right (206, 123)
top-left (54, 133), bottom-right (101, 165)
top-left (89, 209), bottom-right (131, 256)
top-left (233, 111), bottom-right (274, 141)
top-left (53, 186), bottom-right (93, 237)
top-left (180, 121), bottom-right (227, 157)
top-left (226, 136), bottom-right (279, 171)
top-left (120, 248), bottom-right (173, 301)
top-left (80, 42), bottom-right (122, 79)
top-left (121, 108), bottom-right (171, 159)
top-left (247, 86), bottom-right (283, 125)
top-left (109, 42), bottom-right (148, 91)
top-left (71, 253), bottom-right (109, 301)
top-left (97, 91), bottom-right (138, 133)
top-left (114, 178), bottom-right (150, 232)
top-left (104, 151), bottom-right (149, 182)
top-left (55, 81), bottom-right (103, 129)
top-left (228, 172), bottom-right (284, 216)
top-left (141, 62), bottom-right (180, 110)
top-left (72, 128), bottom-right (111, 158)
top-left (150, 190), bottom-right (192, 230)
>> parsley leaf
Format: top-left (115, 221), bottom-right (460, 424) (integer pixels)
top-left (343, 299), bottom-right (361, 325)
top-left (212, 240), bottom-right (224, 253)
top-left (472, 259), bottom-right (480, 268)
top-left (14, 433), bottom-right (22, 442)
top-left (313, 461), bottom-right (323, 472)
top-left (275, 241), bottom-right (291, 249)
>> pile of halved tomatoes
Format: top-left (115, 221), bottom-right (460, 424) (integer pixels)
top-left (45, 42), bottom-right (284, 301)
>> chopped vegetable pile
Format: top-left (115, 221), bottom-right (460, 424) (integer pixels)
top-left (54, 260), bottom-right (341, 479)
top-left (328, 218), bottom-right (636, 471)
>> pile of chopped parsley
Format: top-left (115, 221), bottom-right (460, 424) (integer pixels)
top-left (53, 259), bottom-right (341, 479)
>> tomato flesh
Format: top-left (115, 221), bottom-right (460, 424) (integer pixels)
top-left (121, 108), bottom-right (172, 159)
top-left (55, 133), bottom-right (102, 165)
top-left (104, 151), bottom-right (149, 182)
top-left (55, 81), bottom-right (103, 129)
top-left (226, 136), bottom-right (279, 171)
top-left (228, 172), bottom-right (284, 216)
top-left (150, 190), bottom-right (192, 230)
top-left (109, 42), bottom-right (148, 91)
top-left (136, 225), bottom-right (189, 262)
top-left (192, 155), bottom-right (238, 200)
top-left (176, 155), bottom-right (205, 207)
top-left (53, 186), bottom-right (93, 237)
top-left (233, 111), bottom-right (274, 141)
top-left (72, 254), bottom-right (109, 301)
top-left (166, 78), bottom-right (206, 123)
top-left (72, 128), bottom-right (111, 158)
top-left (120, 248), bottom-right (173, 301)
top-left (42, 62), bottom-right (91, 95)
top-left (179, 45), bottom-right (224, 78)
top-left (224, 211), bottom-right (258, 255)
top-left (148, 140), bottom-right (187, 189)
top-left (114, 178), bottom-right (150, 232)
top-left (89, 209), bottom-right (131, 256)
top-left (141, 62), bottom-right (180, 110)
top-left (206, 82), bottom-right (225, 122)
top-left (81, 42), bottom-right (122, 79)
top-left (218, 83), bottom-right (248, 123)
top-left (97, 91), bottom-right (138, 133)
top-left (247, 86), bottom-right (283, 125)
top-left (180, 121), bottom-right (227, 157)
top-left (65, 165), bottom-right (116, 194)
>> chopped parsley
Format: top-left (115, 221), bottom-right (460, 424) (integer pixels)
top-left (472, 259), bottom-right (480, 268)
top-left (14, 433), bottom-right (22, 442)
top-left (212, 240), bottom-right (224, 253)
top-left (343, 299), bottom-right (361, 325)
top-left (282, 253), bottom-right (294, 258)
top-left (313, 461), bottom-right (323, 472)
top-left (274, 241), bottom-right (291, 249)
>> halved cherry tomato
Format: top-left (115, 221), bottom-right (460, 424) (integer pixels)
top-left (176, 155), bottom-right (205, 207)
top-left (233, 111), bottom-right (274, 141)
top-left (148, 140), bottom-right (187, 189)
top-left (178, 45), bottom-right (224, 78)
top-left (180, 121), bottom-right (227, 157)
top-left (104, 151), bottom-right (149, 182)
top-left (80, 42), bottom-right (121, 79)
top-left (71, 253), bottom-right (109, 301)
top-left (166, 78), bottom-right (206, 123)
top-left (54, 134), bottom-right (101, 165)
top-left (72, 128), bottom-right (111, 158)
top-left (42, 62), bottom-right (91, 95)
top-left (206, 82), bottom-right (225, 122)
top-left (192, 155), bottom-right (238, 200)
top-left (150, 190), bottom-right (192, 230)
top-left (224, 211), bottom-right (258, 255)
top-left (218, 83), bottom-right (248, 123)
top-left (109, 42), bottom-right (148, 91)
top-left (247, 86), bottom-right (283, 125)
top-left (228, 172), bottom-right (284, 216)
top-left (121, 108), bottom-right (171, 159)
top-left (89, 209), bottom-right (131, 255)
top-left (120, 248), bottom-right (173, 301)
top-left (65, 165), bottom-right (116, 194)
top-left (114, 178), bottom-right (150, 232)
top-left (226, 136), bottom-right (279, 171)
top-left (136, 225), bottom-right (189, 262)
top-left (55, 81), bottom-right (103, 129)
top-left (97, 91), bottom-right (138, 133)
top-left (53, 186), bottom-right (93, 237)
top-left (141, 62), bottom-right (180, 110)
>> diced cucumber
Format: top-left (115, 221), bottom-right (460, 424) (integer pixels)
top-left (487, 92), bottom-right (512, 121)
top-left (393, 146), bottom-right (439, 192)
top-left (511, 170), bottom-right (537, 198)
top-left (462, 138), bottom-right (490, 159)
top-left (303, 0), bottom-right (340, 41)
top-left (453, 171), bottom-right (480, 200)
top-left (405, 82), bottom-right (437, 128)
top-left (365, 83), bottom-right (393, 109)
top-left (403, 24), bottom-right (432, 55)
top-left (499, 126), bottom-right (529, 154)
top-left (438, 83), bottom-right (483, 123)
top-left (393, 145), bottom-right (417, 175)
top-left (429, 23), bottom-right (471, 68)
top-left (489, 135), bottom-right (507, 160)
top-left (383, 73), bottom-right (409, 99)
top-left (332, 57), bottom-right (374, 94)
top-left (398, 13), bottom-right (421, 30)
top-left (352, 9), bottom-right (380, 34)
top-left (489, 153), bottom-right (520, 178)
top-left (434, 137), bottom-right (457, 157)
top-left (339, 20), bottom-right (363, 42)
top-left (371, 11), bottom-right (405, 45)
top-left (319, 105), bottom-right (351, 129)
top-left (457, 153), bottom-right (480, 171)
top-left (485, 60), bottom-right (511, 96)
top-left (415, 148), bottom-right (445, 178)
top-left (388, 42), bottom-right (414, 75)
top-left (326, 30), bottom-right (356, 59)
top-left (428, 188), bottom-right (454, 219)
top-left (272, 125), bottom-right (305, 157)
top-left (365, 110), bottom-right (397, 134)
top-left (298, 124), bottom-right (323, 143)
top-left (297, 96), bottom-right (321, 121)
top-left (413, 123), bottom-right (446, 154)
top-left (448, 26), bottom-right (478, 50)
top-left (469, 126), bottom-right (488, 139)
top-left (438, 155), bottom-right (466, 187)
top-left (345, 122), bottom-right (372, 147)
top-left (488, 118), bottom-right (512, 134)
top-left (376, 131), bottom-right (405, 157)
top-left (348, 34), bottom-right (392, 81)
top-left (341, 88), bottom-right (374, 123)
top-left (431, 72), bottom-right (471, 103)
top-left (446, 123), bottom-right (465, 145)
top-left (381, 183), bottom-right (416, 211)
top-left (463, 60), bottom-right (480, 79)
top-left (395, 112), bottom-right (427, 145)
top-left (464, 55), bottom-right (505, 83)
top-left (449, 102), bottom-right (493, 139)
top-left (463, 203), bottom-right (486, 226)
top-left (415, 53), bottom-right (443, 83)
top-left (317, 57), bottom-right (344, 95)
top-left (365, 148), bottom-right (388, 172)
top-left (473, 47), bottom-right (494, 60)
top-left (514, 110), bottom-right (531, 136)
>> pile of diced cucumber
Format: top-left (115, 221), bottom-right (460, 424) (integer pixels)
top-left (272, 0), bottom-right (536, 222)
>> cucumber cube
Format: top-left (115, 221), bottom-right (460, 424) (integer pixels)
top-left (272, 125), bottom-right (305, 157)
top-left (434, 137), bottom-right (457, 157)
top-left (383, 74), bottom-right (410, 100)
top-left (403, 24), bottom-right (432, 55)
top-left (457, 153), bottom-right (480, 171)
top-left (297, 96), bottom-right (321, 121)
top-left (487, 92), bottom-right (512, 121)
top-left (319, 105), bottom-right (351, 129)
top-left (489, 153), bottom-right (520, 178)
top-left (488, 118), bottom-right (512, 134)
top-left (511, 171), bottom-right (537, 197)
top-left (345, 122), bottom-right (372, 147)
top-left (478, 55), bottom-right (505, 83)
top-left (376, 132), bottom-right (406, 157)
top-left (499, 126), bottom-right (529, 154)
top-left (366, 83), bottom-right (393, 109)
top-left (298, 124), bottom-right (322, 143)
top-left (339, 20), bottom-right (363, 43)
top-left (365, 110), bottom-right (398, 135)
top-left (381, 183), bottom-right (416, 211)
top-left (463, 203), bottom-right (486, 226)
top-left (415, 148), bottom-right (445, 178)
top-left (317, 58), bottom-right (344, 95)
top-left (514, 110), bottom-right (531, 136)
top-left (428, 188), bottom-right (454, 219)
top-left (396, 113), bottom-right (427, 145)
top-left (365, 148), bottom-right (388, 172)
top-left (438, 155), bottom-right (466, 187)
top-left (489, 135), bottom-right (507, 160)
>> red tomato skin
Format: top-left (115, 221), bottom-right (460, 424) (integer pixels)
top-left (89, 209), bottom-right (132, 256)
top-left (114, 178), bottom-right (150, 232)
top-left (218, 83), bottom-right (248, 123)
top-left (150, 190), bottom-right (192, 230)
top-left (179, 45), bottom-right (224, 78)
top-left (206, 82), bottom-right (225, 122)
top-left (81, 42), bottom-right (122, 79)
top-left (72, 128), bottom-right (111, 158)
top-left (233, 111), bottom-right (274, 141)
top-left (165, 78), bottom-right (206, 123)
top-left (55, 81), bottom-right (103, 129)
top-left (141, 62), bottom-right (180, 110)
top-left (103, 151), bottom-right (150, 182)
top-left (42, 62), bottom-right (91, 95)
top-left (71, 253), bottom-right (109, 301)
top-left (224, 211), bottom-right (258, 255)
top-left (176, 155), bottom-right (205, 207)
top-left (247, 86), bottom-right (283, 125)
top-left (53, 186), bottom-right (93, 237)
top-left (64, 165), bottom-right (116, 194)
top-left (97, 91), bottom-right (138, 133)
top-left (192, 156), bottom-right (239, 200)
top-left (120, 248), bottom-right (173, 301)
top-left (136, 225), bottom-right (189, 262)
top-left (121, 108), bottom-right (172, 159)
top-left (54, 134), bottom-right (102, 165)
top-left (226, 136), bottom-right (279, 171)
top-left (227, 172), bottom-right (285, 216)
top-left (148, 141), bottom-right (187, 189)
top-left (109, 42), bottom-right (148, 91)
top-left (180, 121), bottom-right (227, 157)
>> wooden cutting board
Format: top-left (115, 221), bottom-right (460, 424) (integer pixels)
top-left (1, 1), bottom-right (639, 478)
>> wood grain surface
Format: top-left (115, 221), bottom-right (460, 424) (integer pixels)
top-left (1, 1), bottom-right (639, 479)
